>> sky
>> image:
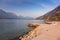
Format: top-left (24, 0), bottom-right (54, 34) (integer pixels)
top-left (0, 0), bottom-right (60, 18)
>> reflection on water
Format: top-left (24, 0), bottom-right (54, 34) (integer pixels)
top-left (0, 19), bottom-right (44, 40)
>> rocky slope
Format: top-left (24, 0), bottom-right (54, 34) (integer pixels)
top-left (37, 5), bottom-right (60, 21)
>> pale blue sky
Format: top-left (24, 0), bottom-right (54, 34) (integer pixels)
top-left (0, 0), bottom-right (60, 18)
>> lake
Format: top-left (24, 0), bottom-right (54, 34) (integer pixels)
top-left (0, 19), bottom-right (44, 40)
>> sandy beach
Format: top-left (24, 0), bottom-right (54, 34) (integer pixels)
top-left (19, 21), bottom-right (60, 40)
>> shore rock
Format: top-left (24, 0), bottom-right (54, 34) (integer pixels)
top-left (28, 23), bottom-right (40, 28)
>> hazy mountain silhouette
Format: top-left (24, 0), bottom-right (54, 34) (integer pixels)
top-left (0, 9), bottom-right (33, 19)
top-left (37, 5), bottom-right (60, 21)
top-left (0, 9), bottom-right (18, 19)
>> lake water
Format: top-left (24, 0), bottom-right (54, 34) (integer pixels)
top-left (0, 19), bottom-right (44, 40)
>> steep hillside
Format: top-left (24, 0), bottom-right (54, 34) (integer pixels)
top-left (37, 5), bottom-right (60, 21)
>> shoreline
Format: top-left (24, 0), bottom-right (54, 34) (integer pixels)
top-left (19, 24), bottom-right (39, 40)
top-left (19, 23), bottom-right (48, 40)
top-left (19, 21), bottom-right (60, 40)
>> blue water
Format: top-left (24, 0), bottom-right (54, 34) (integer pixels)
top-left (0, 19), bottom-right (44, 40)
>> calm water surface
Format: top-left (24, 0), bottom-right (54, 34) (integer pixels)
top-left (0, 19), bottom-right (44, 40)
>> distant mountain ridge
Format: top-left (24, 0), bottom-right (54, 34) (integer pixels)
top-left (0, 9), bottom-right (33, 19)
top-left (37, 5), bottom-right (60, 21)
top-left (0, 9), bottom-right (18, 19)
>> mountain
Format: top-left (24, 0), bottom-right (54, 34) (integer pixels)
top-left (0, 9), bottom-right (34, 19)
top-left (0, 9), bottom-right (18, 19)
top-left (18, 16), bottom-right (34, 20)
top-left (37, 5), bottom-right (60, 21)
